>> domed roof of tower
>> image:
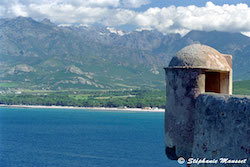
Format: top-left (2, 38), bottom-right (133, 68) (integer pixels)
top-left (168, 44), bottom-right (232, 71)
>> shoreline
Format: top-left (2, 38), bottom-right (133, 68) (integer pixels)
top-left (0, 104), bottom-right (165, 112)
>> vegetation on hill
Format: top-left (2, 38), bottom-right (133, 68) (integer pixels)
top-left (0, 80), bottom-right (249, 109)
top-left (0, 89), bottom-right (166, 108)
top-left (233, 80), bottom-right (250, 95)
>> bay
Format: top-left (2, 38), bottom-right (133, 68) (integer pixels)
top-left (0, 107), bottom-right (182, 167)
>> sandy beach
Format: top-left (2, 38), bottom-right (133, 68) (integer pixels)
top-left (0, 104), bottom-right (165, 112)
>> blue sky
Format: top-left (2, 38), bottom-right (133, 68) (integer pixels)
top-left (0, 0), bottom-right (249, 36)
top-left (146, 0), bottom-right (249, 7)
top-left (136, 0), bottom-right (249, 11)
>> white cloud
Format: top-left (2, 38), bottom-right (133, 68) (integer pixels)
top-left (102, 9), bottom-right (136, 26)
top-left (133, 2), bottom-right (250, 36)
top-left (241, 31), bottom-right (250, 37)
top-left (58, 23), bottom-right (72, 27)
top-left (0, 1), bottom-right (250, 37)
top-left (0, 6), bottom-right (6, 17)
top-left (28, 2), bottom-right (110, 24)
top-left (107, 27), bottom-right (125, 36)
top-left (68, 0), bottom-right (120, 8)
top-left (121, 0), bottom-right (150, 8)
top-left (10, 2), bottom-right (28, 17)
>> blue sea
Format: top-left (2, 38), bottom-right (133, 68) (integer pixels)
top-left (0, 107), bottom-right (182, 167)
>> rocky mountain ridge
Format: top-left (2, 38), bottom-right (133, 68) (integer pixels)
top-left (0, 17), bottom-right (249, 89)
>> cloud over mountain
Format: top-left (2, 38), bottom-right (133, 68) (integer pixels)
top-left (134, 2), bottom-right (250, 36)
top-left (0, 1), bottom-right (249, 36)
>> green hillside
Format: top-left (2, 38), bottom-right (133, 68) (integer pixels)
top-left (233, 80), bottom-right (250, 95)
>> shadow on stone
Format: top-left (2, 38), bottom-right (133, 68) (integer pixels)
top-left (165, 146), bottom-right (178, 160)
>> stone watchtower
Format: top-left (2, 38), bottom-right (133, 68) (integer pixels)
top-left (165, 44), bottom-right (232, 158)
top-left (164, 44), bottom-right (249, 167)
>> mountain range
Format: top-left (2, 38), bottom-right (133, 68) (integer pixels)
top-left (0, 17), bottom-right (250, 90)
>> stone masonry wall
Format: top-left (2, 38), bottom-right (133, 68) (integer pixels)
top-left (165, 68), bottom-right (205, 159)
top-left (191, 93), bottom-right (250, 167)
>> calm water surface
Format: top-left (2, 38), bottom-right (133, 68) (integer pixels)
top-left (0, 107), bottom-right (182, 167)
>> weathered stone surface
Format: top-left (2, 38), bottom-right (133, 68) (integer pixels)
top-left (169, 44), bottom-right (231, 72)
top-left (164, 44), bottom-right (248, 167)
top-left (165, 68), bottom-right (205, 159)
top-left (192, 93), bottom-right (250, 167)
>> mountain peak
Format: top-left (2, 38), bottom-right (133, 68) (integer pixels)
top-left (7, 16), bottom-right (39, 26)
top-left (41, 18), bottom-right (55, 26)
top-left (14, 16), bottom-right (34, 22)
